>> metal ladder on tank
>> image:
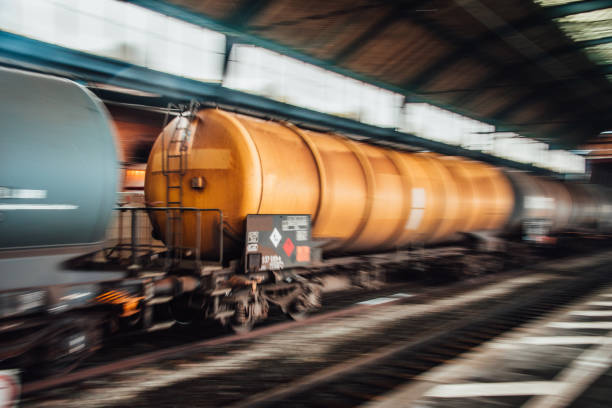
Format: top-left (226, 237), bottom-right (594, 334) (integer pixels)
top-left (161, 102), bottom-right (196, 269)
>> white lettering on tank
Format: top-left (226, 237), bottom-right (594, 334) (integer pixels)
top-left (0, 187), bottom-right (47, 199)
top-left (0, 204), bottom-right (78, 210)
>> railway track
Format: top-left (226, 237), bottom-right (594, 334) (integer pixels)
top-left (231, 266), bottom-right (611, 408)
top-left (19, 269), bottom-right (520, 396)
top-left (20, 251), bottom-right (612, 407)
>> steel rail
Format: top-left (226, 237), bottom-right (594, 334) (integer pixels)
top-left (20, 264), bottom-right (541, 396)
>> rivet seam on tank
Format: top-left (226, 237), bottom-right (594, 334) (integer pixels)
top-left (339, 137), bottom-right (376, 246)
top-left (282, 122), bottom-right (326, 224)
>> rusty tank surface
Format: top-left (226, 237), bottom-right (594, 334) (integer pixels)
top-left (145, 109), bottom-right (516, 259)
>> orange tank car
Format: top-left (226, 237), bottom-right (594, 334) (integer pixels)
top-left (145, 109), bottom-right (516, 259)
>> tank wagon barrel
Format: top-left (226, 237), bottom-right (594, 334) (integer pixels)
top-left (145, 109), bottom-right (516, 259)
top-left (0, 67), bottom-right (120, 290)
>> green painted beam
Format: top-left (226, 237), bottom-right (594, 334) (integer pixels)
top-left (579, 35), bottom-right (612, 48)
top-left (544, 0), bottom-right (612, 18)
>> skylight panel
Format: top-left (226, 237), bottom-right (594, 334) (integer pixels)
top-left (583, 42), bottom-right (612, 65)
top-left (555, 8), bottom-right (612, 42)
top-left (533, 0), bottom-right (583, 6)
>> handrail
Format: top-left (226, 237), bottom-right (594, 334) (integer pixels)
top-left (111, 206), bottom-right (224, 269)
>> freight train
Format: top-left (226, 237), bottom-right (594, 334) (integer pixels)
top-left (1, 67), bottom-right (612, 370)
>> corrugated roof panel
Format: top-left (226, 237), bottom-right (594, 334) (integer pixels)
top-left (429, 2), bottom-right (492, 39)
top-left (422, 92), bottom-right (473, 109)
top-left (482, 42), bottom-right (525, 65)
top-left (434, 0), bottom-right (531, 39)
top-left (465, 87), bottom-right (530, 117)
top-left (249, 0), bottom-right (368, 31)
top-left (170, 0), bottom-right (241, 20)
top-left (419, 58), bottom-right (491, 93)
top-left (505, 100), bottom-right (551, 124)
top-left (245, 0), bottom-right (366, 50)
top-left (343, 22), bottom-right (450, 83)
top-left (308, 8), bottom-right (391, 60)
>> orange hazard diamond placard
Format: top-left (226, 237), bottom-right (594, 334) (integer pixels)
top-left (296, 245), bottom-right (310, 262)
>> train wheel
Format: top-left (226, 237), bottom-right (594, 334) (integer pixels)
top-left (36, 316), bottom-right (102, 377)
top-left (228, 296), bottom-right (269, 334)
top-left (287, 284), bottom-right (321, 321)
top-left (230, 301), bottom-right (254, 334)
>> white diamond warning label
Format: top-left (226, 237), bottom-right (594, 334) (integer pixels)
top-left (269, 228), bottom-right (282, 248)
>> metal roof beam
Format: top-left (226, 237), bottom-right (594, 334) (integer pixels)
top-left (577, 35), bottom-right (612, 48)
top-left (453, 37), bottom-right (612, 106)
top-left (401, 3), bottom-right (575, 95)
top-left (544, 0), bottom-right (612, 18)
top-left (414, 0), bottom-right (611, 89)
top-left (450, 0), bottom-right (609, 138)
top-left (221, 35), bottom-right (236, 78)
top-left (399, 5), bottom-right (605, 144)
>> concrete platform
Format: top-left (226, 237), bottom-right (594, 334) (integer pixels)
top-left (364, 278), bottom-right (612, 408)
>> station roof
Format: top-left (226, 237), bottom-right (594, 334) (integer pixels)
top-left (132, 0), bottom-right (612, 148)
